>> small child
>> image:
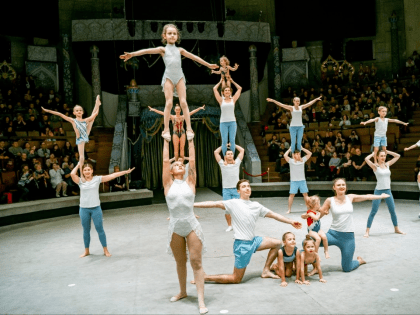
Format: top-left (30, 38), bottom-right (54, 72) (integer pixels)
top-left (298, 235), bottom-right (327, 285)
top-left (361, 106), bottom-right (408, 164)
top-left (304, 195), bottom-right (330, 264)
top-left (270, 232), bottom-right (301, 287)
top-left (211, 56), bottom-right (239, 89)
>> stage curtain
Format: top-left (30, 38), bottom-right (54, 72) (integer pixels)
top-left (141, 121), bottom-right (222, 189)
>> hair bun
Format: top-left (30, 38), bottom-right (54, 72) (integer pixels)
top-left (305, 235), bottom-right (312, 240)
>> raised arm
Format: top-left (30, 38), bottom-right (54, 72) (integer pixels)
top-left (388, 118), bottom-right (409, 126)
top-left (70, 162), bottom-right (80, 184)
top-left (120, 47), bottom-right (165, 62)
top-left (101, 168), bottom-right (134, 183)
top-left (236, 144), bottom-right (245, 161)
top-left (186, 139), bottom-right (196, 189)
top-left (148, 106), bottom-right (165, 116)
top-left (213, 79), bottom-right (223, 104)
top-left (364, 153), bottom-right (377, 171)
top-left (385, 150), bottom-right (401, 167)
top-left (227, 63), bottom-right (239, 71)
top-left (266, 98), bottom-right (293, 111)
top-left (265, 211), bottom-right (302, 229)
top-left (211, 69), bottom-right (222, 75)
top-left (214, 146), bottom-right (223, 163)
top-left (284, 148), bottom-right (291, 163)
top-left (301, 96), bottom-right (322, 110)
top-left (41, 107), bottom-right (73, 123)
top-left (348, 193), bottom-right (390, 203)
top-left (193, 201), bottom-right (226, 210)
top-left (190, 105), bottom-right (205, 116)
top-left (301, 147), bottom-right (312, 160)
top-left (318, 198), bottom-right (331, 219)
top-left (179, 48), bottom-right (219, 69)
top-left (230, 78), bottom-right (242, 103)
top-left (360, 118), bottom-right (377, 126)
top-left (162, 139), bottom-right (172, 191)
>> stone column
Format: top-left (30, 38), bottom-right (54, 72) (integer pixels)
top-left (389, 12), bottom-right (400, 76)
top-left (272, 36), bottom-right (281, 101)
top-left (90, 45), bottom-right (103, 126)
top-left (62, 34), bottom-right (73, 106)
top-left (249, 45), bottom-right (260, 122)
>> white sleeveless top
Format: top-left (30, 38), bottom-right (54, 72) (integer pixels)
top-left (374, 164), bottom-right (391, 190)
top-left (329, 196), bottom-right (354, 232)
top-left (290, 106), bottom-right (303, 126)
top-left (220, 99), bottom-right (236, 123)
top-left (374, 118), bottom-right (388, 137)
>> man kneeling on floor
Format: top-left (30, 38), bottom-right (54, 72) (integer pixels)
top-left (193, 179), bottom-right (302, 284)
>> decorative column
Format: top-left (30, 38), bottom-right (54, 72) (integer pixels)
top-left (389, 12), bottom-right (400, 76)
top-left (62, 34), bottom-right (74, 106)
top-left (272, 36), bottom-right (281, 101)
top-left (90, 45), bottom-right (103, 126)
top-left (249, 45), bottom-right (260, 122)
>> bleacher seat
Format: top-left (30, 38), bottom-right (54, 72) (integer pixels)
top-left (28, 131), bottom-right (40, 137)
top-left (16, 131), bottom-right (27, 137)
top-left (308, 122), bottom-right (318, 130)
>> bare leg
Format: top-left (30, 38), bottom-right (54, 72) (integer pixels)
top-left (162, 80), bottom-right (175, 141)
top-left (308, 230), bottom-right (321, 252)
top-left (186, 231), bottom-right (207, 314)
top-left (287, 194), bottom-right (295, 213)
top-left (257, 237), bottom-right (282, 279)
top-left (318, 229), bottom-right (330, 259)
top-left (78, 142), bottom-right (86, 179)
top-left (170, 233), bottom-right (188, 302)
top-left (173, 134), bottom-right (180, 161)
top-left (179, 133), bottom-right (186, 160)
top-left (202, 267), bottom-right (246, 284)
top-left (176, 79), bottom-right (194, 140)
top-left (373, 146), bottom-right (379, 164)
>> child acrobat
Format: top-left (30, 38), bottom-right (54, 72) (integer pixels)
top-left (361, 106), bottom-right (408, 164)
top-left (42, 95), bottom-right (101, 178)
top-left (270, 232), bottom-right (302, 287)
top-left (211, 56), bottom-right (239, 89)
top-left (303, 195), bottom-right (330, 266)
top-left (149, 104), bottom-right (205, 160)
top-left (120, 24), bottom-right (218, 142)
top-left (298, 235), bottom-right (327, 285)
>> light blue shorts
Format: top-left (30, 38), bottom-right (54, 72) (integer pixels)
top-left (373, 136), bottom-right (387, 147)
top-left (308, 220), bottom-right (321, 233)
top-left (290, 180), bottom-right (308, 194)
top-left (233, 236), bottom-right (263, 269)
top-left (223, 188), bottom-right (240, 201)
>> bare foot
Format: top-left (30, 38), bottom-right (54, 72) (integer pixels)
top-left (261, 270), bottom-right (280, 279)
top-left (170, 293), bottom-right (187, 302)
top-left (80, 250), bottom-right (90, 258)
top-left (199, 306), bottom-right (209, 315)
top-left (325, 251), bottom-right (330, 259)
top-left (357, 256), bottom-right (366, 265)
top-left (195, 214), bottom-right (200, 219)
top-left (167, 217), bottom-right (170, 220)
top-left (395, 229), bottom-right (406, 235)
top-left (363, 232), bottom-right (369, 238)
top-left (286, 210), bottom-right (291, 214)
top-left (308, 268), bottom-right (318, 276)
top-left (269, 263), bottom-right (278, 272)
top-left (104, 250), bottom-right (112, 257)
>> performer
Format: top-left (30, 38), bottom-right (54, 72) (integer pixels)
top-left (301, 178), bottom-right (389, 272)
top-left (404, 140), bottom-right (420, 152)
top-left (284, 147), bottom-right (312, 214)
top-left (267, 96), bottom-right (322, 153)
top-left (42, 95), bottom-right (101, 177)
top-left (297, 235), bottom-right (327, 285)
top-left (214, 144), bottom-right (245, 232)
top-left (213, 77), bottom-right (242, 156)
top-left (162, 137), bottom-right (208, 315)
top-left (120, 24), bottom-right (218, 142)
top-left (70, 162), bottom-right (134, 258)
top-left (363, 150), bottom-right (405, 237)
top-left (193, 179), bottom-right (302, 284)
top-left (211, 56), bottom-right (239, 89)
top-left (361, 106), bottom-right (408, 164)
top-left (149, 104), bottom-right (205, 160)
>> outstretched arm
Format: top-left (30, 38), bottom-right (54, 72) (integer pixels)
top-left (230, 78), bottom-right (242, 103)
top-left (120, 47), bottom-right (164, 61)
top-left (265, 211), bottom-right (302, 229)
top-left (388, 118), bottom-right (409, 126)
top-left (348, 193), bottom-right (390, 203)
top-left (213, 79), bottom-right (223, 104)
top-left (364, 153), bottom-right (377, 171)
top-left (148, 106), bottom-right (165, 116)
top-left (180, 48), bottom-right (219, 69)
top-left (211, 69), bottom-right (222, 74)
top-left (266, 98), bottom-right (293, 111)
top-left (236, 144), bottom-right (245, 161)
top-left (404, 144), bottom-right (419, 151)
top-left (360, 118), bottom-right (377, 126)
top-left (301, 96), bottom-right (322, 110)
top-left (193, 201), bottom-right (226, 210)
top-left (190, 105), bottom-right (205, 116)
top-left (101, 168), bottom-right (134, 183)
top-left (214, 146), bottom-right (223, 163)
top-left (227, 64), bottom-right (239, 71)
top-left (41, 107), bottom-right (73, 123)
top-left (386, 150), bottom-right (400, 167)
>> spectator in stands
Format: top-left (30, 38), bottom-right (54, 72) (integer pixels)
top-left (335, 132), bottom-right (346, 147)
top-left (17, 165), bottom-right (34, 202)
top-left (352, 105), bottom-right (363, 118)
top-left (8, 141), bottom-right (23, 157)
top-left (62, 156), bottom-right (74, 169)
top-left (72, 152), bottom-right (80, 167)
top-left (4, 126), bottom-right (16, 138)
top-left (302, 133), bottom-right (311, 145)
top-left (109, 165), bottom-right (127, 192)
top-left (46, 153), bottom-right (58, 169)
top-left (337, 152), bottom-right (352, 180)
top-left (349, 130), bottom-right (361, 145)
top-left (313, 134), bottom-right (324, 147)
top-left (280, 137), bottom-right (290, 149)
top-left (16, 152), bottom-right (30, 170)
top-left (34, 163), bottom-right (51, 199)
top-left (51, 144), bottom-right (62, 158)
top-left (267, 135), bottom-right (281, 162)
top-left (329, 151), bottom-right (341, 179)
top-left (14, 114), bottom-right (27, 131)
top-left (325, 141), bottom-right (336, 157)
top-left (337, 141), bottom-right (347, 157)
top-left (324, 131), bottom-right (336, 145)
top-left (343, 100), bottom-right (351, 111)
top-left (55, 127), bottom-right (66, 137)
top-left (311, 141), bottom-right (322, 157)
top-left (339, 115), bottom-right (351, 128)
top-left (26, 115), bottom-right (40, 132)
top-left (274, 119), bottom-right (287, 130)
top-left (62, 162), bottom-right (77, 195)
top-left (329, 107), bottom-right (340, 121)
top-left (39, 115), bottom-right (51, 131)
top-left (62, 141), bottom-right (73, 157)
top-left (49, 163), bottom-right (68, 197)
top-left (316, 149), bottom-right (330, 180)
top-left (37, 142), bottom-right (50, 158)
top-left (0, 141), bottom-right (11, 159)
top-left (309, 108), bottom-right (318, 122)
top-left (319, 108), bottom-right (329, 122)
top-left (350, 148), bottom-right (369, 181)
top-left (406, 58), bottom-right (416, 74)
top-left (268, 112), bottom-right (279, 126)
top-left (302, 110), bottom-right (310, 125)
top-left (28, 146), bottom-right (38, 160)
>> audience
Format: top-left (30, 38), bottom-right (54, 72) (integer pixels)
top-left (109, 166), bottom-right (127, 192)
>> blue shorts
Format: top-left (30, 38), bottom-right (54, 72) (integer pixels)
top-left (373, 136), bottom-right (387, 147)
top-left (308, 220), bottom-right (321, 233)
top-left (233, 236), bottom-right (263, 269)
top-left (289, 180), bottom-right (308, 194)
top-left (223, 188), bottom-right (240, 201)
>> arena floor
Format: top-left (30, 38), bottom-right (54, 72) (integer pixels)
top-left (1, 188), bottom-right (419, 314)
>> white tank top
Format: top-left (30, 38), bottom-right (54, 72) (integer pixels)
top-left (329, 196), bottom-right (354, 232)
top-left (374, 118), bottom-right (388, 137)
top-left (374, 164), bottom-right (391, 190)
top-left (220, 99), bottom-right (236, 123)
top-left (290, 106), bottom-right (303, 127)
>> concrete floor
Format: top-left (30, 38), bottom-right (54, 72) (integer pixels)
top-left (1, 187), bottom-right (420, 314)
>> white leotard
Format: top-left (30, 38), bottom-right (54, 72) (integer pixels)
top-left (161, 44), bottom-right (186, 97)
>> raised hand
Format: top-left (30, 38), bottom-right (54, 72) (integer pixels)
top-left (201, 105), bottom-right (206, 110)
top-left (404, 147), bottom-right (409, 151)
top-left (148, 106), bottom-right (154, 111)
top-left (119, 52), bottom-right (133, 62)
top-left (266, 98), bottom-right (276, 103)
top-left (125, 167), bottom-right (135, 175)
top-left (360, 122), bottom-right (366, 125)
top-left (209, 64), bottom-right (219, 69)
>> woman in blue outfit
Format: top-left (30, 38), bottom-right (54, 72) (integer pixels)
top-left (213, 77), bottom-right (242, 156)
top-left (363, 150), bottom-right (405, 237)
top-left (70, 162), bottom-right (134, 258)
top-left (302, 178), bottom-right (389, 272)
top-left (267, 96), bottom-right (322, 153)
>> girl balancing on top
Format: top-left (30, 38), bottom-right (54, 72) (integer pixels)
top-left (211, 56), bottom-right (239, 89)
top-left (42, 95), bottom-right (101, 178)
top-left (120, 24), bottom-right (218, 142)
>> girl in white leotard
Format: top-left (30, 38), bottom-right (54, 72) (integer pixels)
top-left (120, 24), bottom-right (218, 143)
top-left (162, 137), bottom-right (207, 315)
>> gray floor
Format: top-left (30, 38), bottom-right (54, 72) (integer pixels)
top-left (1, 188), bottom-right (419, 314)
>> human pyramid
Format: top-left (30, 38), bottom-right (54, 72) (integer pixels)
top-left (56, 24), bottom-right (415, 315)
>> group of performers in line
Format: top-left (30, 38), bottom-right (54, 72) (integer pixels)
top-left (43, 23), bottom-right (418, 314)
